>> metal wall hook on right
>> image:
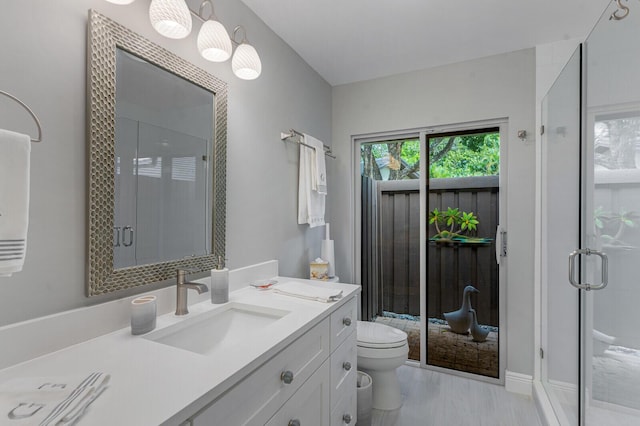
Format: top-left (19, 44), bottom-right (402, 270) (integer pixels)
top-left (610, 0), bottom-right (630, 21)
top-left (517, 130), bottom-right (527, 142)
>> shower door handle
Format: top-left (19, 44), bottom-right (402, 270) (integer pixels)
top-left (568, 248), bottom-right (608, 291)
top-left (122, 226), bottom-right (134, 247)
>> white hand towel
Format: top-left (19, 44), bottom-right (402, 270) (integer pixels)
top-left (304, 134), bottom-right (327, 195)
top-left (0, 129), bottom-right (31, 277)
top-left (273, 281), bottom-right (343, 303)
top-left (298, 141), bottom-right (325, 228)
top-left (0, 372), bottom-right (110, 426)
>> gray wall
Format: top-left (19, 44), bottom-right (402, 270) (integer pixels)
top-left (0, 0), bottom-right (331, 326)
top-left (330, 49), bottom-right (537, 376)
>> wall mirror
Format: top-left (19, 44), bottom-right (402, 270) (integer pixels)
top-left (87, 10), bottom-right (227, 296)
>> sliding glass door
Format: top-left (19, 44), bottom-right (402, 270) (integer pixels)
top-left (360, 136), bottom-right (422, 361)
top-left (425, 129), bottom-right (502, 379)
top-left (357, 125), bottom-right (505, 381)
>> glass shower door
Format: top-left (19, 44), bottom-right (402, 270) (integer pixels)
top-left (541, 46), bottom-right (582, 426)
top-left (582, 2), bottom-right (640, 424)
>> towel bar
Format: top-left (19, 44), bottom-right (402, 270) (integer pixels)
top-left (281, 128), bottom-right (335, 158)
top-left (0, 90), bottom-right (43, 142)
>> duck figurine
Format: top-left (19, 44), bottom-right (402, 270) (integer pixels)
top-left (443, 285), bottom-right (479, 334)
top-left (469, 308), bottom-right (490, 342)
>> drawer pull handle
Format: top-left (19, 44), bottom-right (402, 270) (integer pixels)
top-left (342, 317), bottom-right (352, 326)
top-left (343, 361), bottom-right (352, 371)
top-left (343, 414), bottom-right (352, 424)
top-left (288, 420), bottom-right (301, 426)
top-left (281, 370), bottom-right (294, 385)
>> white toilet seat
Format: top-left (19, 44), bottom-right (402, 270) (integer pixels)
top-left (356, 320), bottom-right (409, 360)
top-left (357, 342), bottom-right (409, 359)
top-left (357, 321), bottom-right (407, 347)
top-left (358, 340), bottom-right (407, 349)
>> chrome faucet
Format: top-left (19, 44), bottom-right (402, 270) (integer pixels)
top-left (175, 268), bottom-right (209, 315)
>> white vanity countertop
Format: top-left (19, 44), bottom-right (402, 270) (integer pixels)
top-left (0, 278), bottom-right (360, 425)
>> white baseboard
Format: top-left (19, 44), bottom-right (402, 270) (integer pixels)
top-left (548, 379), bottom-right (577, 406)
top-left (505, 370), bottom-right (533, 396)
top-left (533, 381), bottom-right (561, 426)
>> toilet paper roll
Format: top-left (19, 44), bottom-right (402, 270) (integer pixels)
top-left (131, 295), bottom-right (157, 335)
top-left (321, 239), bottom-right (335, 278)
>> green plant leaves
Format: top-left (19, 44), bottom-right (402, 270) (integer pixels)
top-left (444, 207), bottom-right (461, 227)
top-left (460, 211), bottom-right (479, 231)
top-left (429, 207), bottom-right (480, 238)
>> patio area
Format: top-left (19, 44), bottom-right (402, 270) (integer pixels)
top-left (374, 315), bottom-right (499, 378)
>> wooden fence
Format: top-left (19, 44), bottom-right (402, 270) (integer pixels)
top-left (374, 176), bottom-right (499, 326)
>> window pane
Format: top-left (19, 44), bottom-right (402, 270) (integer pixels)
top-left (361, 139), bottom-right (420, 181)
top-left (429, 131), bottom-right (499, 178)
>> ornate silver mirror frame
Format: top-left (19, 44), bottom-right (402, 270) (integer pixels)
top-left (87, 10), bottom-right (227, 296)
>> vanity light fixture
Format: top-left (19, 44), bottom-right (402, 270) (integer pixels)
top-left (106, 0), bottom-right (261, 79)
top-left (231, 26), bottom-right (262, 80)
top-left (149, 0), bottom-right (193, 39)
top-left (197, 0), bottom-right (232, 62)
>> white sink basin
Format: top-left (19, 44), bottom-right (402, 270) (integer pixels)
top-left (145, 302), bottom-right (290, 356)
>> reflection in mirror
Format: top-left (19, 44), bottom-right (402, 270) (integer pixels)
top-left (114, 49), bottom-right (214, 268)
top-left (87, 10), bottom-right (227, 296)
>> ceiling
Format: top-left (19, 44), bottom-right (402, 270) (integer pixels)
top-left (240, 0), bottom-right (610, 86)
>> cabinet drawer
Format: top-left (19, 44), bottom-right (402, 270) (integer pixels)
top-left (330, 297), bottom-right (357, 352)
top-left (265, 360), bottom-right (330, 426)
top-left (330, 330), bottom-right (357, 410)
top-left (191, 318), bottom-right (330, 426)
top-left (330, 387), bottom-right (356, 426)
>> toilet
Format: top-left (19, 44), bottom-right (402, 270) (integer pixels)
top-left (356, 321), bottom-right (409, 411)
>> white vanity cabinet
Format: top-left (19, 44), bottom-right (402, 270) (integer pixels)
top-left (329, 298), bottom-right (357, 426)
top-left (187, 296), bottom-right (358, 426)
top-left (265, 361), bottom-right (331, 426)
top-left (329, 331), bottom-right (357, 425)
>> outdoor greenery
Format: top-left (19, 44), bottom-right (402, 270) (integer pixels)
top-left (361, 139), bottom-right (420, 180)
top-left (430, 133), bottom-right (499, 178)
top-left (361, 132), bottom-right (499, 181)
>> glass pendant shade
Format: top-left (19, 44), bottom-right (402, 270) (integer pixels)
top-left (105, 0), bottom-right (136, 4)
top-left (232, 43), bottom-right (262, 80)
top-left (197, 20), bottom-right (232, 62)
top-left (149, 0), bottom-right (192, 39)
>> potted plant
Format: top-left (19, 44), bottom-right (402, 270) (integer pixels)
top-left (429, 207), bottom-right (491, 244)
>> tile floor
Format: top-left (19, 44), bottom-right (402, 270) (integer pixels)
top-left (368, 365), bottom-right (542, 426)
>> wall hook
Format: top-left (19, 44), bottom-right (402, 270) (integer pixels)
top-left (610, 0), bottom-right (630, 20)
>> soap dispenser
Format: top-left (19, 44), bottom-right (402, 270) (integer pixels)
top-left (211, 256), bottom-right (229, 304)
